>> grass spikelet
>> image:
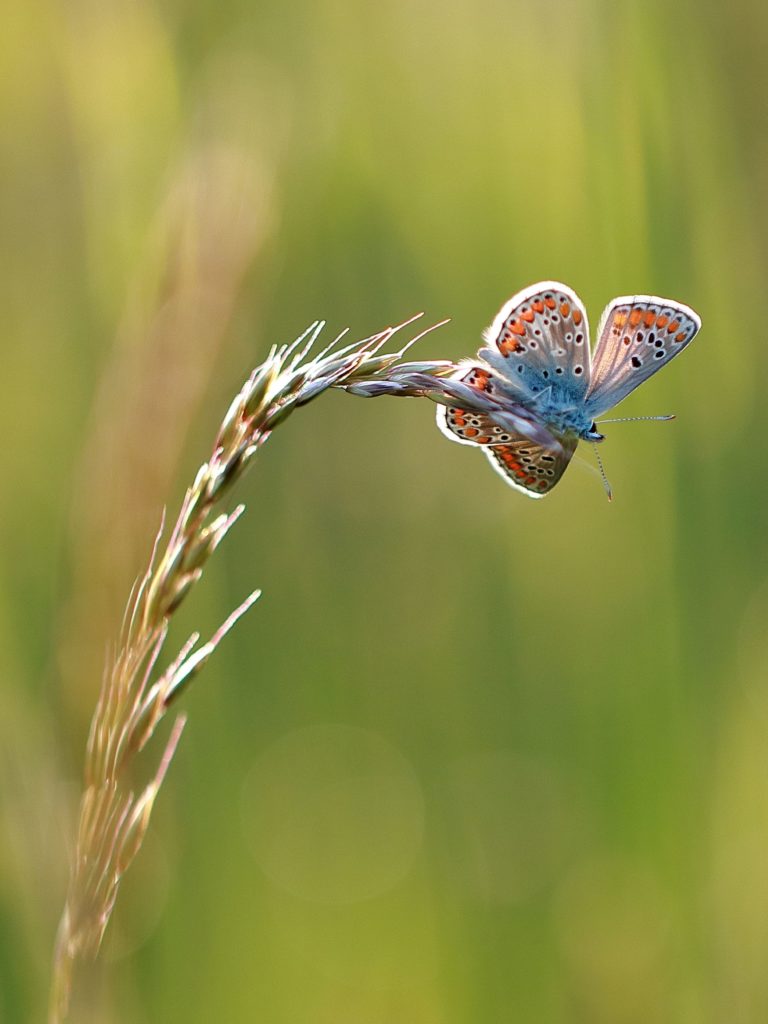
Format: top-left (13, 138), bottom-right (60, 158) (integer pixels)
top-left (50, 314), bottom-right (468, 1020)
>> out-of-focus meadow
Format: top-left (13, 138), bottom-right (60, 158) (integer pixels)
top-left (2, 0), bottom-right (767, 1020)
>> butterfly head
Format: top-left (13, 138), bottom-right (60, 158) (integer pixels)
top-left (583, 421), bottom-right (605, 443)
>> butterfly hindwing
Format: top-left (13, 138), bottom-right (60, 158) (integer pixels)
top-left (485, 432), bottom-right (578, 498)
top-left (478, 281), bottom-right (592, 401)
top-left (586, 295), bottom-right (701, 416)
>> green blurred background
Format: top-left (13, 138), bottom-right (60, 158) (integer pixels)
top-left (2, 0), bottom-right (767, 1020)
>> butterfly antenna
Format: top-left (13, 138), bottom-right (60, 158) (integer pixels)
top-left (596, 414), bottom-right (675, 424)
top-left (592, 443), bottom-right (613, 502)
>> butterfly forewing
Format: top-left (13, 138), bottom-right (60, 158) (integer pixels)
top-left (436, 365), bottom-right (537, 447)
top-left (586, 296), bottom-right (701, 416)
top-left (486, 432), bottom-right (578, 498)
top-left (479, 281), bottom-right (592, 400)
top-left (438, 406), bottom-right (525, 447)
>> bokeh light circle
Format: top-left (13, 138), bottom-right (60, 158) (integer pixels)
top-left (241, 723), bottom-right (424, 903)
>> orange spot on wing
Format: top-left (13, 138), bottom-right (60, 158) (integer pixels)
top-left (572, 309), bottom-right (583, 325)
top-left (560, 302), bottom-right (570, 317)
top-left (515, 469), bottom-right (527, 479)
top-left (544, 297), bottom-right (556, 310)
top-left (477, 436), bottom-right (492, 444)
top-left (656, 314), bottom-right (669, 328)
top-left (510, 320), bottom-right (526, 336)
top-left (464, 427), bottom-right (479, 437)
top-left (532, 300), bottom-right (544, 313)
top-left (521, 309), bottom-right (535, 322)
top-left (644, 310), bottom-right (657, 327)
top-left (667, 320), bottom-right (680, 333)
top-left (614, 312), bottom-right (627, 328)
top-left (675, 331), bottom-right (687, 343)
top-left (526, 475), bottom-right (537, 484)
top-left (500, 339), bottom-right (522, 355)
top-left (629, 309), bottom-right (643, 327)
top-left (499, 451), bottom-right (521, 471)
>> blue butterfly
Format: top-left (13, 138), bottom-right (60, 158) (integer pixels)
top-left (437, 281), bottom-right (701, 498)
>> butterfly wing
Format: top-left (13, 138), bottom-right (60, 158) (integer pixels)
top-left (438, 405), bottom-right (527, 447)
top-left (477, 281), bottom-right (592, 401)
top-left (436, 364), bottom-right (535, 447)
top-left (486, 433), bottom-right (578, 498)
top-left (435, 365), bottom-right (577, 498)
top-left (435, 363), bottom-right (562, 448)
top-left (585, 295), bottom-right (701, 417)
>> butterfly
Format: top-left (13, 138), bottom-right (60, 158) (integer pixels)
top-left (436, 281), bottom-right (701, 498)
